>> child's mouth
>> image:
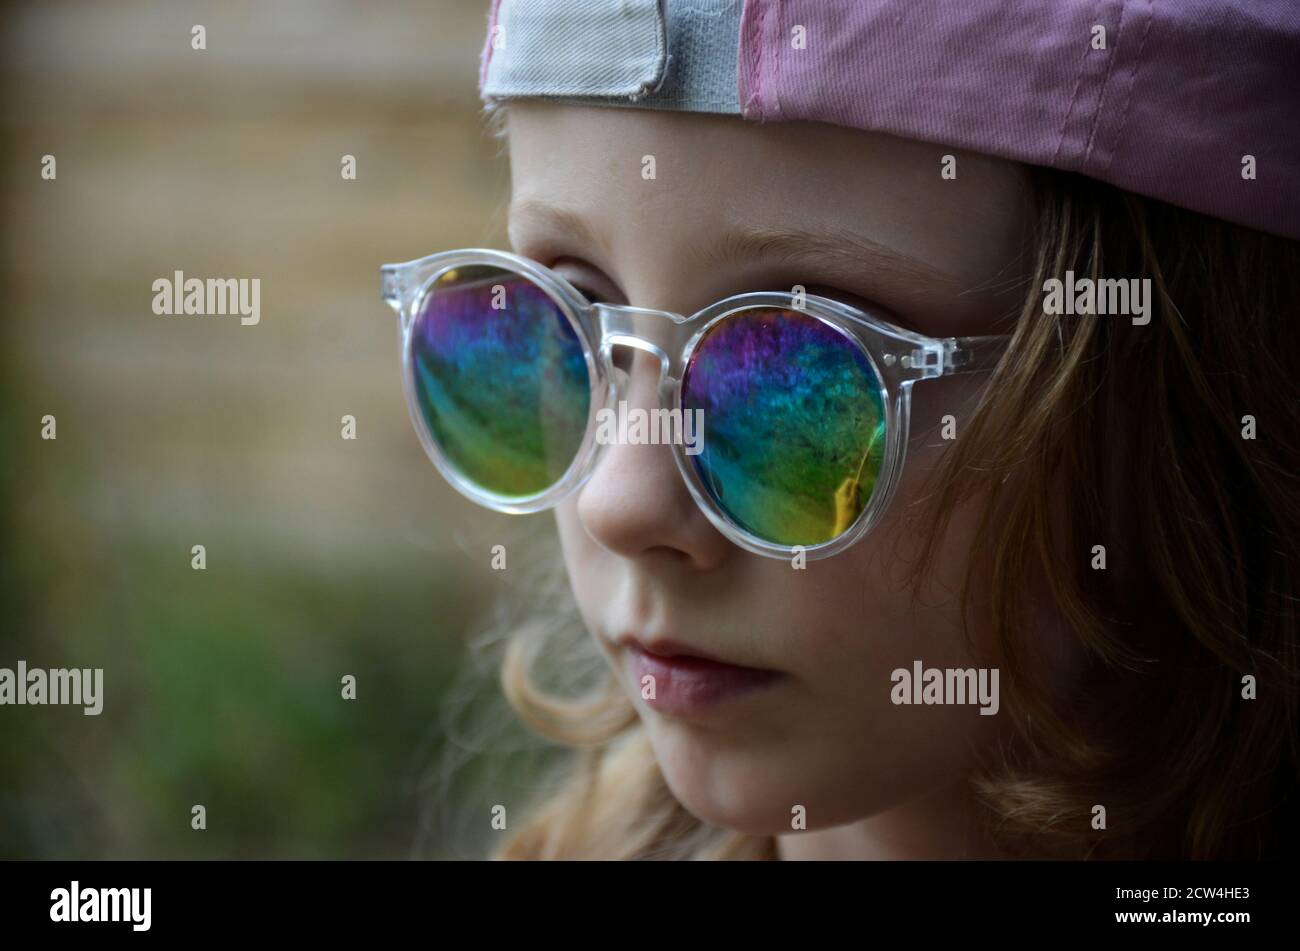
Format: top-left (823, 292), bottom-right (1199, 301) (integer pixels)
top-left (618, 637), bottom-right (785, 717)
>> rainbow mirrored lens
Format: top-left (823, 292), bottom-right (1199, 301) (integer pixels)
top-left (409, 266), bottom-right (590, 499)
top-left (681, 308), bottom-right (887, 547)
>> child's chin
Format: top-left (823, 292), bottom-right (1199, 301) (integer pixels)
top-left (646, 724), bottom-right (831, 836)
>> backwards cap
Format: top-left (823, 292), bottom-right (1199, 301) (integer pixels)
top-left (479, 0), bottom-right (1300, 240)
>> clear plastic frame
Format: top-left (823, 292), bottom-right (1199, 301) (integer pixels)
top-left (381, 247), bottom-right (1008, 561)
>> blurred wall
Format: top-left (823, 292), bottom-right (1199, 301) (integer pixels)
top-left (0, 0), bottom-right (519, 858)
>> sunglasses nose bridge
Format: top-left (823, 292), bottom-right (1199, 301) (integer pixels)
top-left (592, 303), bottom-right (694, 383)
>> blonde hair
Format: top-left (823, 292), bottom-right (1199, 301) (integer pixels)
top-left (443, 145), bottom-right (1300, 859)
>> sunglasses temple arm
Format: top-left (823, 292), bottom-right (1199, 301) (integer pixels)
top-left (380, 264), bottom-right (408, 318)
top-left (941, 334), bottom-right (1010, 376)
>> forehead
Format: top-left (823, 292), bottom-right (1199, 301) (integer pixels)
top-left (504, 102), bottom-right (1031, 324)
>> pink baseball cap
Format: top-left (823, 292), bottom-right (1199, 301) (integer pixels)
top-left (479, 0), bottom-right (1300, 240)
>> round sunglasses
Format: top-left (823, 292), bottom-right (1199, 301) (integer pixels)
top-left (380, 248), bottom-right (1008, 561)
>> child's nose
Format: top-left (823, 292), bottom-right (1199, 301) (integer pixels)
top-left (575, 350), bottom-right (732, 568)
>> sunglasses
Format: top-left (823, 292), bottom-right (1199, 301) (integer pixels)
top-left (380, 248), bottom-right (1008, 561)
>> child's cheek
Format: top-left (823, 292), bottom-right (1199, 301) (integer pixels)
top-left (552, 499), bottom-right (609, 629)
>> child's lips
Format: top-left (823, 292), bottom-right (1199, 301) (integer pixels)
top-left (617, 636), bottom-right (785, 717)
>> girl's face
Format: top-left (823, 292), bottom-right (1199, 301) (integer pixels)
top-left (506, 102), bottom-right (1043, 850)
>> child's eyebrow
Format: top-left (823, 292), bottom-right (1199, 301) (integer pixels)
top-left (701, 225), bottom-right (963, 294)
top-left (509, 198), bottom-right (963, 298)
top-left (508, 199), bottom-right (603, 255)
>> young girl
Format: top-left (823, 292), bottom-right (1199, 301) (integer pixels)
top-left (391, 0), bottom-right (1300, 859)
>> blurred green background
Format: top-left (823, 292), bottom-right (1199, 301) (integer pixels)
top-left (0, 0), bottom-right (529, 858)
